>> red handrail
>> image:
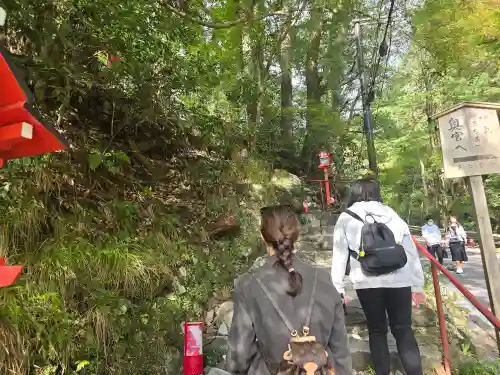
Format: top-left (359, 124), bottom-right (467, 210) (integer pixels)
top-left (412, 236), bottom-right (500, 329)
top-left (412, 236), bottom-right (500, 375)
top-left (430, 261), bottom-right (452, 375)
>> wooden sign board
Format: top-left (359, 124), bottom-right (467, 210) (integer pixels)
top-left (433, 101), bottom-right (500, 354)
top-left (434, 102), bottom-right (500, 178)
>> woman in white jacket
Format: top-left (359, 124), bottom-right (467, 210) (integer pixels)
top-left (331, 179), bottom-right (425, 375)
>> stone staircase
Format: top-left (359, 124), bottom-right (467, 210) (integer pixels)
top-left (204, 209), bottom-right (443, 374)
top-left (296, 210), bottom-right (442, 373)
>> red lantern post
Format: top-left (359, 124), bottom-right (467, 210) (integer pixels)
top-left (0, 10), bottom-right (69, 288)
top-left (317, 151), bottom-right (334, 206)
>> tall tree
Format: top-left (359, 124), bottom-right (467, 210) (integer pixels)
top-left (301, 3), bottom-right (324, 172)
top-left (279, 7), bottom-right (295, 150)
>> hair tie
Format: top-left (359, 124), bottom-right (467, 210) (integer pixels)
top-left (288, 267), bottom-right (295, 273)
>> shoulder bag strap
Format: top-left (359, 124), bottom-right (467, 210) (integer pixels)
top-left (250, 272), bottom-right (296, 335)
top-left (344, 209), bottom-right (364, 223)
top-left (249, 272), bottom-right (291, 373)
top-left (303, 268), bottom-right (317, 330)
top-left (344, 210), bottom-right (363, 260)
top-left (251, 269), bottom-right (318, 335)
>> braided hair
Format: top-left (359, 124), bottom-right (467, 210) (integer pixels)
top-left (260, 205), bottom-right (303, 297)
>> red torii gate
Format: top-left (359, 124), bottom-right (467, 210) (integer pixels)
top-left (0, 32), bottom-right (68, 286)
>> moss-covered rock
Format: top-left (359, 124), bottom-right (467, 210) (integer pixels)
top-left (269, 169), bottom-right (305, 212)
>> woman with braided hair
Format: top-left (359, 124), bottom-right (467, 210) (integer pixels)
top-left (226, 205), bottom-right (352, 375)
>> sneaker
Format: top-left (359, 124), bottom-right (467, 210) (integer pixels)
top-left (456, 268), bottom-right (463, 274)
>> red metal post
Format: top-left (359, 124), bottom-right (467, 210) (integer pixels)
top-left (431, 263), bottom-right (452, 375)
top-left (412, 236), bottom-right (500, 329)
top-left (319, 181), bottom-right (325, 211)
top-left (324, 168), bottom-right (332, 205)
top-left (317, 152), bottom-right (333, 206)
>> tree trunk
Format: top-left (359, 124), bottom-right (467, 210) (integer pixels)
top-left (245, 1), bottom-right (265, 152)
top-left (280, 25), bottom-right (294, 149)
top-left (424, 70), bottom-right (444, 220)
top-left (301, 4), bottom-right (323, 173)
top-left (420, 159), bottom-right (428, 199)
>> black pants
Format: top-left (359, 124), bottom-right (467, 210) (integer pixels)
top-left (427, 244), bottom-right (444, 264)
top-left (356, 287), bottom-right (423, 375)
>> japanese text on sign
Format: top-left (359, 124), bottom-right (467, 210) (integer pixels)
top-left (448, 116), bottom-right (467, 151)
top-left (437, 104), bottom-right (500, 178)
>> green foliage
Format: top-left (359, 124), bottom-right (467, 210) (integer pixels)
top-left (375, 0), bottom-right (500, 226)
top-left (2, 0), bottom-right (498, 372)
top-left (0, 153), bottom-right (272, 375)
top-left (0, 0), bottom-right (289, 367)
top-left (456, 359), bottom-right (500, 375)
top-left (414, 0), bottom-right (500, 72)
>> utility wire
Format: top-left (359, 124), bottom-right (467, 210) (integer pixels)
top-left (368, 0), bottom-right (396, 94)
top-left (360, 1), bottom-right (385, 106)
top-left (374, 21), bottom-right (394, 115)
top-left (381, 22), bottom-right (393, 93)
top-left (365, 0), bottom-right (396, 130)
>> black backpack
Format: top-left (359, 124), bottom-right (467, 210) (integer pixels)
top-left (344, 209), bottom-right (408, 276)
top-left (251, 270), bottom-right (335, 375)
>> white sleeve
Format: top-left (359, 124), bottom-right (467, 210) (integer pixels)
top-left (331, 218), bottom-right (349, 295)
top-left (460, 227), bottom-right (467, 242)
top-left (402, 231), bottom-right (425, 293)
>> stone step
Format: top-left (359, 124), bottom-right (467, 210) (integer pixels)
top-left (296, 250), bottom-right (332, 267)
top-left (205, 307), bottom-right (442, 373)
top-left (203, 221), bottom-right (443, 374)
top-left (296, 240), bottom-right (332, 252)
top-left (347, 307), bottom-right (442, 372)
top-left (296, 249), bottom-right (333, 268)
top-left (298, 251), bottom-right (442, 373)
top-left (349, 335), bottom-right (442, 372)
top-left (297, 231), bottom-right (334, 252)
top-left (298, 217), bottom-right (335, 251)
